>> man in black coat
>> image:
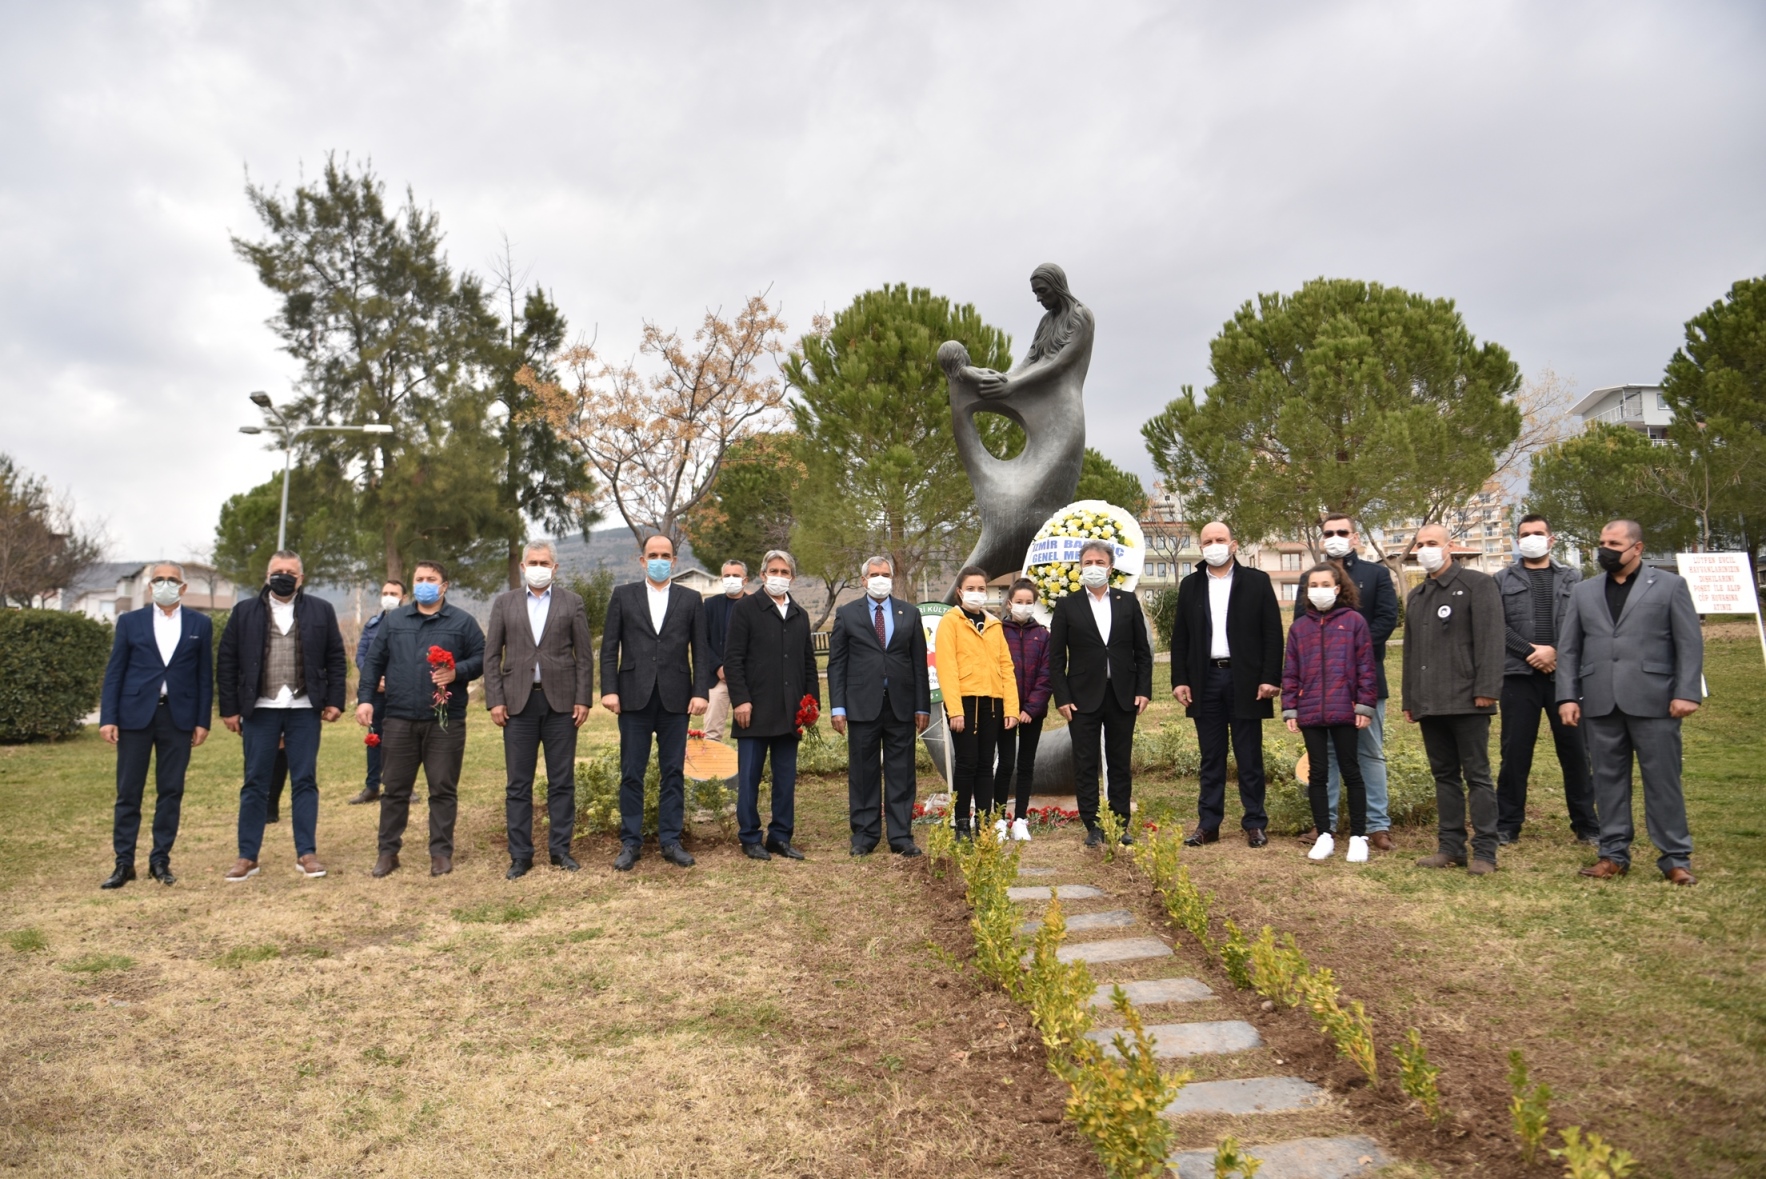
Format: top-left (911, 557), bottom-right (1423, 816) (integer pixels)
top-left (828, 555), bottom-right (930, 856)
top-left (1049, 540), bottom-right (1154, 846)
top-left (1172, 522), bottom-right (1284, 847)
top-left (598, 534), bottom-right (712, 871)
top-left (216, 551), bottom-right (347, 882)
top-left (723, 549), bottom-right (819, 861)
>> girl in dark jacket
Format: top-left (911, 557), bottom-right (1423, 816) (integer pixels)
top-left (996, 578), bottom-right (1052, 842)
top-left (1282, 563), bottom-right (1378, 863)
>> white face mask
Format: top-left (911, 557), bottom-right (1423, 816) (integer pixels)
top-left (1010, 602), bottom-right (1035, 621)
top-left (1201, 543), bottom-right (1231, 567)
top-left (380, 594), bottom-right (401, 612)
top-left (1517, 534), bottom-right (1550, 560)
top-left (151, 581), bottom-right (182, 607)
top-left (960, 590), bottom-right (988, 610)
top-left (764, 575), bottom-right (791, 597)
top-left (722, 575), bottom-right (745, 595)
top-left (1416, 545), bottom-right (1446, 572)
top-left (1322, 535), bottom-right (1352, 559)
top-left (1307, 586), bottom-right (1338, 611)
top-left (1080, 564), bottom-right (1110, 589)
top-left (523, 564), bottom-right (554, 590)
top-left (866, 575), bottom-right (892, 600)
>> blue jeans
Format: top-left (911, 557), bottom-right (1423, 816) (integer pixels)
top-left (618, 689), bottom-right (688, 850)
top-left (1324, 698), bottom-right (1389, 832)
top-left (240, 708), bottom-right (322, 860)
top-left (737, 734), bottom-right (798, 847)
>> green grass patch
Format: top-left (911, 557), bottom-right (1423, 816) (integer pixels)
top-left (60, 952), bottom-right (134, 974)
top-left (6, 927), bottom-right (47, 953)
top-left (214, 943), bottom-right (282, 969)
top-left (451, 901), bottom-right (543, 925)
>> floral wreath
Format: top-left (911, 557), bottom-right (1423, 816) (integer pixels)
top-left (1021, 499), bottom-right (1146, 613)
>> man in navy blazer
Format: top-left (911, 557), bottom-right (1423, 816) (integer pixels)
top-left (98, 562), bottom-right (213, 888)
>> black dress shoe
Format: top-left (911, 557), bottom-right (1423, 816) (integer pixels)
top-left (100, 864), bottom-right (136, 890)
top-left (1083, 827), bottom-right (1104, 848)
top-left (550, 853), bottom-right (580, 872)
top-left (1183, 827), bottom-right (1220, 847)
top-left (149, 862), bottom-right (177, 885)
top-left (765, 839), bottom-right (805, 861)
top-left (743, 843), bottom-right (771, 861)
top-left (506, 859), bottom-right (532, 880)
top-left (850, 843), bottom-right (876, 856)
top-left (894, 844), bottom-right (923, 858)
top-left (660, 844), bottom-right (696, 868)
top-left (1119, 833), bottom-right (1135, 847)
top-left (347, 787), bottom-right (380, 805)
top-left (1246, 829), bottom-right (1269, 849)
top-left (613, 846), bottom-right (638, 872)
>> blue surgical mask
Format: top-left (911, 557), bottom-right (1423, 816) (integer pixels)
top-left (646, 558), bottom-right (673, 583)
top-left (412, 582), bottom-right (442, 605)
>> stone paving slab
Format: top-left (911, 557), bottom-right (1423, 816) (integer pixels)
top-left (1007, 884), bottom-right (1105, 902)
top-left (1089, 977), bottom-right (1215, 1007)
top-left (1018, 908), bottom-right (1136, 935)
top-left (1086, 1019), bottom-right (1260, 1058)
top-left (1163, 1076), bottom-right (1326, 1117)
top-left (1168, 1135), bottom-right (1387, 1178)
top-left (1052, 937), bottom-right (1173, 965)
top-left (1016, 867), bottom-right (1057, 877)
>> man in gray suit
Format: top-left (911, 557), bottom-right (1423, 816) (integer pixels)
top-left (485, 541), bottom-right (595, 879)
top-left (1557, 519), bottom-right (1704, 885)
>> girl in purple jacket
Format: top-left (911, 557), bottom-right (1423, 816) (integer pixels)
top-left (996, 579), bottom-right (1052, 842)
top-left (1282, 563), bottom-right (1378, 863)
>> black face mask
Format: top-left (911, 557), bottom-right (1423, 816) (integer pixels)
top-left (1595, 547), bottom-right (1627, 574)
top-left (267, 572), bottom-right (298, 597)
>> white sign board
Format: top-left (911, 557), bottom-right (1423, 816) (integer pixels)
top-left (1676, 551), bottom-right (1766, 667)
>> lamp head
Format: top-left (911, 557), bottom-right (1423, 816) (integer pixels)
top-left (249, 391), bottom-right (273, 408)
top-left (238, 426), bottom-right (263, 435)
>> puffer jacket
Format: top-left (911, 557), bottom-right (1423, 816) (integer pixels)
top-left (1281, 605), bottom-right (1377, 727)
top-left (933, 607), bottom-right (1021, 716)
top-left (1000, 616), bottom-right (1053, 720)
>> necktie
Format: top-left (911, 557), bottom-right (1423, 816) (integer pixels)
top-left (874, 602), bottom-right (888, 646)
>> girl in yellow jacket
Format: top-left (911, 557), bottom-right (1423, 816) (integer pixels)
top-left (936, 566), bottom-right (1020, 839)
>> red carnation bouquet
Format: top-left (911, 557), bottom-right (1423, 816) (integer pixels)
top-left (427, 645), bottom-right (456, 728)
top-left (794, 694), bottom-right (819, 738)
top-left (364, 729), bottom-right (381, 748)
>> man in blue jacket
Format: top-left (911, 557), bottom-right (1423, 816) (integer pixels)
top-left (348, 577), bottom-right (406, 805)
top-left (98, 562), bottom-right (213, 888)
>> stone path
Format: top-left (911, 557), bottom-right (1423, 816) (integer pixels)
top-left (1012, 861), bottom-right (1392, 1177)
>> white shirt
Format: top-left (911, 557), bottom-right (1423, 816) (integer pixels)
top-left (255, 594), bottom-right (312, 709)
top-left (153, 605), bottom-right (182, 697)
top-left (1087, 588), bottom-right (1112, 677)
top-left (771, 593), bottom-right (790, 618)
top-left (1207, 566), bottom-right (1234, 660)
top-left (646, 581), bottom-right (672, 633)
top-left (526, 587), bottom-right (552, 682)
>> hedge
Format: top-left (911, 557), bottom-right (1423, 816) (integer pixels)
top-left (0, 609), bottom-right (112, 742)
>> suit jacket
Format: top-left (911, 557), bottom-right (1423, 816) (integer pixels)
top-left (483, 586), bottom-right (594, 715)
top-left (827, 595), bottom-right (930, 724)
top-left (1290, 553), bottom-right (1398, 697)
top-left (1173, 562), bottom-right (1284, 719)
top-left (1048, 587), bottom-right (1154, 714)
top-left (216, 588), bottom-right (347, 719)
top-left (1400, 562), bottom-right (1504, 718)
top-left (724, 591), bottom-right (820, 738)
top-left (598, 580), bottom-right (713, 713)
top-left (1556, 566), bottom-right (1702, 718)
top-left (100, 605), bottom-right (213, 731)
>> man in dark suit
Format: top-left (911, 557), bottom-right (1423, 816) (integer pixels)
top-left (485, 541), bottom-right (594, 879)
top-left (599, 533), bottom-right (712, 871)
top-left (1049, 539), bottom-right (1154, 847)
top-left (828, 555), bottom-right (931, 856)
top-left (98, 562), bottom-right (213, 888)
top-left (1172, 521), bottom-right (1284, 847)
top-left (1558, 519), bottom-right (1704, 885)
top-left (217, 550), bottom-right (347, 882)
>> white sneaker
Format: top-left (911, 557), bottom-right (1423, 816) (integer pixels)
top-left (1307, 833), bottom-right (1336, 861)
top-left (1346, 836), bottom-right (1369, 863)
top-left (994, 818), bottom-right (1009, 840)
top-left (1011, 818), bottom-right (1032, 842)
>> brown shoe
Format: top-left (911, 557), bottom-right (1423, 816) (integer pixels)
top-left (1578, 858), bottom-right (1628, 879)
top-left (1295, 827), bottom-right (1318, 846)
top-left (1467, 858), bottom-right (1498, 876)
top-left (347, 787), bottom-right (380, 805)
top-left (224, 858), bottom-right (259, 883)
top-left (1246, 828), bottom-right (1268, 848)
top-left (1183, 826), bottom-right (1219, 847)
top-left (1664, 866), bottom-right (1697, 886)
top-left (371, 852), bottom-right (400, 878)
top-left (296, 854), bottom-right (326, 878)
top-left (430, 855), bottom-right (453, 876)
top-left (1368, 831), bottom-right (1394, 852)
top-left (1414, 853), bottom-right (1466, 869)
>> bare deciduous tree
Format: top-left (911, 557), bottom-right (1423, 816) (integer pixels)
top-left (0, 454), bottom-right (103, 607)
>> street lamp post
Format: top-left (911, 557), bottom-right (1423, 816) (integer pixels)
top-left (239, 391), bottom-right (393, 552)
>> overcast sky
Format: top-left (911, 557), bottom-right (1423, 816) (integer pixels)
top-left (3, 0), bottom-right (1762, 562)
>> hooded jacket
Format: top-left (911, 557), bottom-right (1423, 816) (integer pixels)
top-left (934, 607), bottom-right (1020, 715)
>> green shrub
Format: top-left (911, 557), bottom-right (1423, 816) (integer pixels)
top-left (957, 822), bottom-right (1023, 990)
top-left (0, 609), bottom-right (111, 742)
top-left (576, 748), bottom-right (658, 835)
top-left (1247, 926), bottom-right (1308, 1007)
top-left (1395, 1027), bottom-right (1444, 1123)
top-left (1262, 731), bottom-right (1438, 834)
top-left (795, 724), bottom-right (848, 775)
top-left (1062, 988), bottom-right (1185, 1178)
top-left (1132, 721), bottom-right (1201, 778)
top-left (1021, 897), bottom-right (1096, 1060)
top-left (1550, 1126), bottom-right (1637, 1178)
top-left (1509, 1049), bottom-right (1553, 1164)
top-left (1297, 967), bottom-right (1377, 1084)
top-left (1212, 1135), bottom-right (1264, 1177)
top-left (1219, 919), bottom-right (1253, 990)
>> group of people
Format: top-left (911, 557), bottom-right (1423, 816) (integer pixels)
top-left (95, 510), bottom-right (1703, 888)
top-left (1166, 512), bottom-right (1703, 884)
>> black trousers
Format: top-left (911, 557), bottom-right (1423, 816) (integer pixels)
top-left (1303, 724), bottom-right (1366, 837)
top-left (847, 690), bottom-right (918, 852)
top-left (1194, 664), bottom-right (1268, 831)
top-left (378, 717), bottom-right (467, 858)
top-left (617, 688), bottom-right (688, 850)
top-left (112, 700), bottom-right (190, 867)
top-left (503, 684), bottom-right (579, 862)
top-left (1068, 692), bottom-right (1137, 830)
top-left (951, 694), bottom-right (1002, 828)
top-left (995, 714), bottom-right (1044, 819)
top-left (1496, 671), bottom-right (1598, 839)
top-left (1419, 713), bottom-right (1498, 864)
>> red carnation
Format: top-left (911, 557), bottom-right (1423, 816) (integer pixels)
top-left (364, 732), bottom-right (381, 747)
top-left (793, 693), bottom-right (819, 737)
top-left (426, 645), bottom-right (455, 727)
